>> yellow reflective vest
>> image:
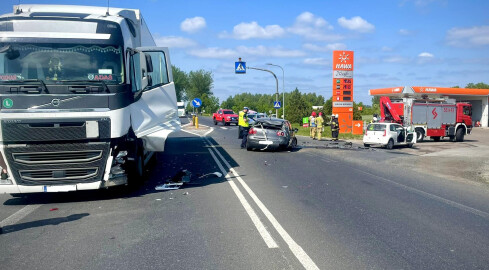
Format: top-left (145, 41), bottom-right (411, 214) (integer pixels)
top-left (239, 111), bottom-right (249, 127)
top-left (316, 116), bottom-right (324, 128)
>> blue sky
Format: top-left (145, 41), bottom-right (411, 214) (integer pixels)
top-left (2, 0), bottom-right (489, 104)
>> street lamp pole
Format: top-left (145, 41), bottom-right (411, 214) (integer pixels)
top-left (248, 66), bottom-right (279, 117)
top-left (266, 63), bottom-right (285, 119)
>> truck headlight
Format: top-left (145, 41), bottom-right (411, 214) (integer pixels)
top-left (115, 151), bottom-right (128, 164)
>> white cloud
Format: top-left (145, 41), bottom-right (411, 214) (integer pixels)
top-left (154, 36), bottom-right (197, 48)
top-left (187, 45), bottom-right (305, 59)
top-left (303, 43), bottom-right (346, 52)
top-left (303, 58), bottom-right (329, 66)
top-left (219, 21), bottom-right (285, 40)
top-left (418, 52), bottom-right (434, 58)
top-left (399, 29), bottom-right (413, 35)
top-left (288, 12), bottom-right (343, 41)
top-left (188, 47), bottom-right (237, 59)
top-left (337, 16), bottom-right (375, 33)
top-left (446, 26), bottom-right (489, 47)
top-left (381, 46), bottom-right (393, 52)
top-left (180, 16), bottom-right (206, 33)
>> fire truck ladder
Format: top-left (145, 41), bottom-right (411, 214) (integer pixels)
top-left (380, 96), bottom-right (402, 123)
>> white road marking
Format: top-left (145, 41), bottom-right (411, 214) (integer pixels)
top-left (0, 204), bottom-right (41, 227)
top-left (220, 127), bottom-right (228, 130)
top-left (350, 167), bottom-right (489, 221)
top-left (204, 137), bottom-right (320, 270)
top-left (207, 148), bottom-right (278, 249)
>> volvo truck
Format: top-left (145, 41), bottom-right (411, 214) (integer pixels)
top-left (0, 5), bottom-right (180, 194)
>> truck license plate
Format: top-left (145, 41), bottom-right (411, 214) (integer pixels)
top-left (44, 185), bottom-right (77, 192)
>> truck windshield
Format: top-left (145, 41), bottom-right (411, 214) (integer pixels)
top-left (0, 43), bottom-right (124, 84)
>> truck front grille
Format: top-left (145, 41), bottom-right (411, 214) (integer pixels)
top-left (12, 150), bottom-right (103, 165)
top-left (19, 168), bottom-right (98, 181)
top-left (5, 142), bottom-right (110, 186)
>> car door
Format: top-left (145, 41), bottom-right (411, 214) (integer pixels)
top-left (129, 47), bottom-right (180, 151)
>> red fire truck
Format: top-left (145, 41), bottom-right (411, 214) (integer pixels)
top-left (380, 97), bottom-right (472, 142)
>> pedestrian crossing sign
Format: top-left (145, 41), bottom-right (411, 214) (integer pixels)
top-left (235, 61), bottom-right (246, 74)
top-left (273, 101), bottom-right (281, 109)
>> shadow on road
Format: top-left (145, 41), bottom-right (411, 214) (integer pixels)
top-left (0, 213), bottom-right (89, 235)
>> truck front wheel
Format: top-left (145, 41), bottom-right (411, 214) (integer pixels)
top-left (456, 128), bottom-right (465, 142)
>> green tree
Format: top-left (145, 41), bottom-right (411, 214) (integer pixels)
top-left (286, 88), bottom-right (309, 124)
top-left (187, 69), bottom-right (214, 101)
top-left (171, 65), bottom-right (188, 101)
top-left (466, 82), bottom-right (489, 89)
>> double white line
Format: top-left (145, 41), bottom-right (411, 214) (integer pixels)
top-left (202, 136), bottom-right (319, 270)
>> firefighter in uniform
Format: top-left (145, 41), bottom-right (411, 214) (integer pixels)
top-left (315, 112), bottom-right (324, 140)
top-left (309, 112), bottom-right (317, 139)
top-left (331, 114), bottom-right (339, 141)
top-left (239, 107), bottom-right (250, 149)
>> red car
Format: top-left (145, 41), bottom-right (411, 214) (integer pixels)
top-left (213, 109), bottom-right (239, 126)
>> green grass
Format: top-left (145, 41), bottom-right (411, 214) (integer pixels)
top-left (291, 123), bottom-right (364, 140)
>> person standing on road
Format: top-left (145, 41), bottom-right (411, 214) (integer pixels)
top-left (331, 114), bottom-right (339, 141)
top-left (316, 112), bottom-right (324, 140)
top-left (239, 107), bottom-right (250, 149)
top-left (309, 112), bottom-right (317, 139)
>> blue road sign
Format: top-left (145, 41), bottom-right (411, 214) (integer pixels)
top-left (235, 61), bottom-right (246, 74)
top-left (273, 101), bottom-right (281, 109)
top-left (192, 98), bottom-right (202, 108)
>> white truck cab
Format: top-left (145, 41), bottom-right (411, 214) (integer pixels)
top-left (363, 122), bottom-right (416, 149)
top-left (0, 5), bottom-right (180, 194)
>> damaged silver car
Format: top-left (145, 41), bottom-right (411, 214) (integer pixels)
top-left (246, 118), bottom-right (298, 151)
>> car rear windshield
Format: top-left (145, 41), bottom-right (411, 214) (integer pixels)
top-left (253, 119), bottom-right (283, 130)
top-left (367, 124), bottom-right (386, 131)
top-left (223, 111), bottom-right (235, 114)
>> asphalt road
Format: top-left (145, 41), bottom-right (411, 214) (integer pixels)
top-left (1, 116), bottom-right (489, 269)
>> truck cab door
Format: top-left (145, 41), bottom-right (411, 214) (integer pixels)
top-left (129, 47), bottom-right (180, 151)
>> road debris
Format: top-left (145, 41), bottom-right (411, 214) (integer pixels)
top-left (198, 172), bottom-right (222, 178)
top-left (183, 192), bottom-right (189, 195)
top-left (282, 186), bottom-right (288, 188)
top-left (155, 182), bottom-right (183, 190)
top-left (49, 208), bottom-right (58, 211)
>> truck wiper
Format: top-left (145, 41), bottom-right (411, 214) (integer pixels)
top-left (59, 80), bottom-right (110, 93)
top-left (0, 79), bottom-right (48, 93)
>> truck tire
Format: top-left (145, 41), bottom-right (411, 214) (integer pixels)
top-left (213, 118), bottom-right (217, 125)
top-left (386, 139), bottom-right (394, 150)
top-left (432, 136), bottom-right (441, 142)
top-left (456, 127), bottom-right (465, 142)
top-left (415, 128), bottom-right (425, 142)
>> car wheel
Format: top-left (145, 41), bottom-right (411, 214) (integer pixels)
top-left (433, 136), bottom-right (441, 142)
top-left (289, 137), bottom-right (298, 149)
top-left (407, 143), bottom-right (413, 148)
top-left (456, 128), bottom-right (465, 142)
top-left (415, 128), bottom-right (425, 142)
top-left (363, 143), bottom-right (370, 148)
top-left (386, 139), bottom-right (394, 150)
top-left (213, 118), bottom-right (217, 125)
top-left (222, 119), bottom-right (225, 126)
